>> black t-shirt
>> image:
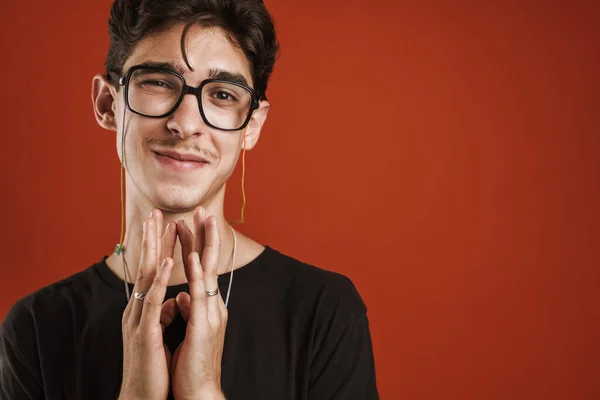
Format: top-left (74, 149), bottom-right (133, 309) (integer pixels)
top-left (0, 246), bottom-right (379, 399)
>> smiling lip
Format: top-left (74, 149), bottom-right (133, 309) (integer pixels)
top-left (152, 149), bottom-right (209, 172)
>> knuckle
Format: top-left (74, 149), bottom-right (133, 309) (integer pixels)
top-left (154, 267), bottom-right (164, 283)
top-left (141, 241), bottom-right (155, 251)
top-left (122, 321), bottom-right (134, 336)
top-left (143, 294), bottom-right (157, 308)
top-left (122, 309), bottom-right (134, 327)
top-left (132, 332), bottom-right (145, 348)
top-left (165, 233), bottom-right (175, 244)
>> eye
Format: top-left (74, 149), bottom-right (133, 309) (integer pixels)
top-left (142, 80), bottom-right (172, 89)
top-left (214, 91), bottom-right (237, 102)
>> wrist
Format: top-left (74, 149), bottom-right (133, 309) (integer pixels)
top-left (177, 387), bottom-right (225, 400)
top-left (179, 393), bottom-right (225, 400)
top-left (117, 395), bottom-right (145, 400)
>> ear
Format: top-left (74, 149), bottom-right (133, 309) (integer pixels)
top-left (92, 74), bottom-right (118, 131)
top-left (242, 100), bottom-right (270, 150)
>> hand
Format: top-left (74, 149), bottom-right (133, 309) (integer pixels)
top-left (172, 207), bottom-right (228, 399)
top-left (119, 209), bottom-right (178, 400)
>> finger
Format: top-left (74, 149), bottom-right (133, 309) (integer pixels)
top-left (188, 252), bottom-right (207, 329)
top-left (218, 293), bottom-right (228, 325)
top-left (203, 217), bottom-right (222, 327)
top-left (193, 206), bottom-right (208, 256)
top-left (130, 214), bottom-right (158, 321)
top-left (154, 209), bottom-right (164, 262)
top-left (202, 216), bottom-right (221, 278)
top-left (140, 257), bottom-right (174, 330)
top-left (164, 346), bottom-right (172, 369)
top-left (176, 292), bottom-right (191, 322)
top-left (161, 221), bottom-right (177, 260)
top-left (176, 220), bottom-right (194, 282)
top-left (160, 298), bottom-right (178, 332)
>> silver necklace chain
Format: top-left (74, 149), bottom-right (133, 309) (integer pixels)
top-left (121, 224), bottom-right (237, 308)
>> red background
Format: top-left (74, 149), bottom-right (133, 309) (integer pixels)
top-left (1, 1), bottom-right (599, 399)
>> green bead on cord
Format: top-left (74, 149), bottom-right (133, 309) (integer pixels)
top-left (114, 243), bottom-right (124, 256)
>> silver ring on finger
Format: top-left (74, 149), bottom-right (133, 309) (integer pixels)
top-left (134, 292), bottom-right (147, 300)
top-left (205, 288), bottom-right (219, 297)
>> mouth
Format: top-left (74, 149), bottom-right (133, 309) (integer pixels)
top-left (152, 149), bottom-right (210, 172)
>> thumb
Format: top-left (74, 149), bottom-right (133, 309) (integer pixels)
top-left (176, 292), bottom-right (191, 322)
top-left (160, 298), bottom-right (179, 331)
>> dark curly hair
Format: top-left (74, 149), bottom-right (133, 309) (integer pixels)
top-left (105, 0), bottom-right (279, 100)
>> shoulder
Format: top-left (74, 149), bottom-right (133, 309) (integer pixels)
top-left (0, 261), bottom-right (101, 343)
top-left (256, 246), bottom-right (367, 322)
top-left (0, 265), bottom-right (101, 398)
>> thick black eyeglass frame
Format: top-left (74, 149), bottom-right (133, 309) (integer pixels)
top-left (113, 65), bottom-right (260, 132)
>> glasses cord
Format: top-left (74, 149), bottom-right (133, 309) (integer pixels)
top-left (114, 104), bottom-right (249, 301)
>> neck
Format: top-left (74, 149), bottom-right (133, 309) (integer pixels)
top-left (106, 185), bottom-right (236, 286)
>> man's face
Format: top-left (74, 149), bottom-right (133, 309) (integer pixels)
top-left (105, 24), bottom-right (265, 212)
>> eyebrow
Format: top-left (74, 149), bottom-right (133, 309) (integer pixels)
top-left (136, 61), bottom-right (188, 75)
top-left (134, 62), bottom-right (252, 89)
top-left (208, 68), bottom-right (251, 88)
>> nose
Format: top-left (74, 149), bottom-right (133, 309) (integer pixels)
top-left (165, 93), bottom-right (206, 139)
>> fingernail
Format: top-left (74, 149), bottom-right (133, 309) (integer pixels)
top-left (143, 221), bottom-right (147, 233)
top-left (149, 210), bottom-right (153, 219)
top-left (160, 258), bottom-right (168, 270)
top-left (182, 220), bottom-right (189, 229)
top-left (193, 252), bottom-right (200, 264)
top-left (200, 207), bottom-right (206, 219)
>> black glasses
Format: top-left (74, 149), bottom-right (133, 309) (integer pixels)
top-left (114, 65), bottom-right (259, 131)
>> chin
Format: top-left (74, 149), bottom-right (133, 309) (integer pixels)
top-left (147, 184), bottom-right (208, 213)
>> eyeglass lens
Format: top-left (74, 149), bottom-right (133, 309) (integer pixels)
top-left (127, 68), bottom-right (252, 130)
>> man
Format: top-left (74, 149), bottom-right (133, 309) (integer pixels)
top-left (0, 0), bottom-right (379, 399)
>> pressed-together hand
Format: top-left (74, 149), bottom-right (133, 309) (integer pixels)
top-left (119, 210), bottom-right (178, 400)
top-left (172, 206), bottom-right (228, 400)
top-left (119, 207), bottom-right (228, 400)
